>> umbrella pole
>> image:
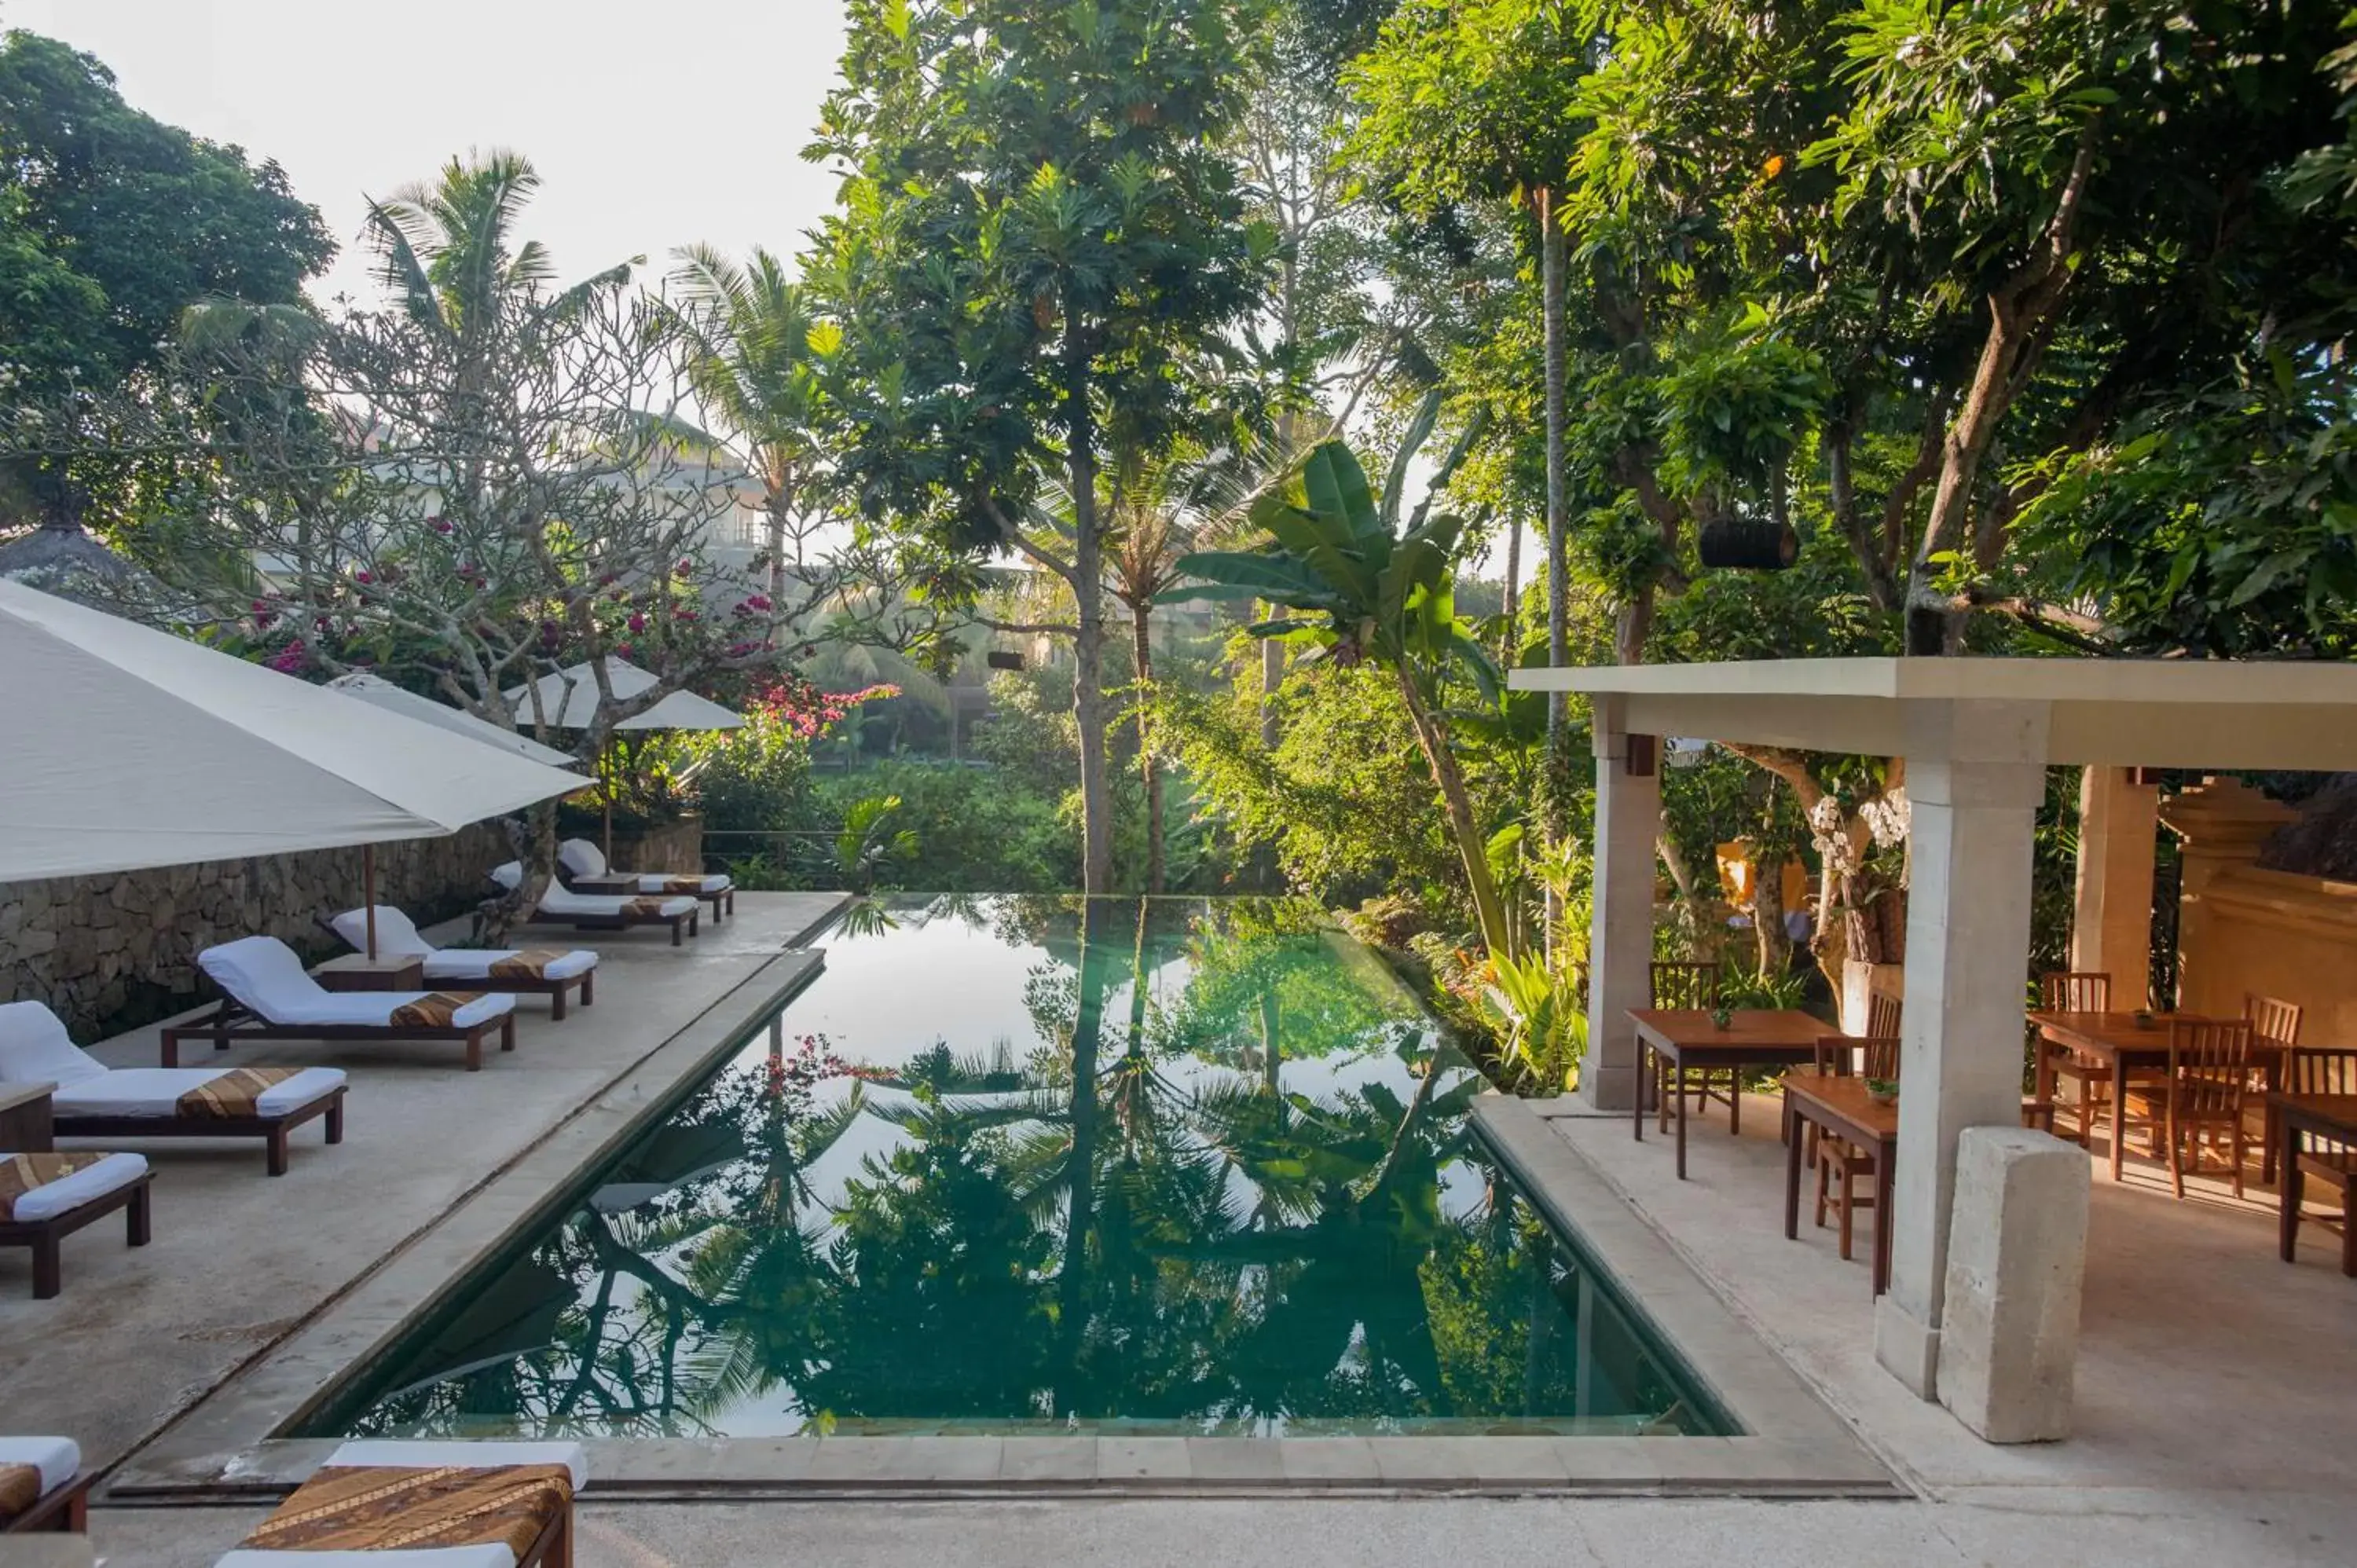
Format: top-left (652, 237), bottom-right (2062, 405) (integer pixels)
top-left (363, 844), bottom-right (379, 960)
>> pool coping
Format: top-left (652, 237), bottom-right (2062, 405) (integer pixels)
top-left (106, 961), bottom-right (1901, 1500)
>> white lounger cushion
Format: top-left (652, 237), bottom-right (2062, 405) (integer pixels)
top-left (332, 908), bottom-right (597, 982)
top-left (199, 938), bottom-right (513, 1029)
top-left (493, 866), bottom-right (693, 920)
top-left (51, 1066), bottom-right (346, 1120)
top-left (424, 948), bottom-right (596, 982)
top-left (0, 1434), bottom-right (78, 1493)
top-left (210, 1439), bottom-right (586, 1568)
top-left (0, 1150), bottom-right (147, 1222)
top-left (559, 839), bottom-right (729, 895)
top-left (0, 1001), bottom-right (110, 1087)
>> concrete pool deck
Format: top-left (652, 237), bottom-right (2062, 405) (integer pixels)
top-left (0, 892), bottom-right (845, 1475)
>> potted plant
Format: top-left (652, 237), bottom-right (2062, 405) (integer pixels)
top-left (1864, 1076), bottom-right (1899, 1106)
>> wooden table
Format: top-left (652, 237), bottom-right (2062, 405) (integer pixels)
top-left (312, 953), bottom-right (427, 992)
top-left (0, 1081), bottom-right (55, 1152)
top-left (1629, 1009), bottom-right (1830, 1179)
top-left (2028, 1010), bottom-right (2285, 1181)
top-left (2271, 1092), bottom-right (2357, 1265)
top-left (1781, 1070), bottom-right (1899, 1295)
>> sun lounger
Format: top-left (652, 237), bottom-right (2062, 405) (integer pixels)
top-left (0, 1435), bottom-right (90, 1533)
top-left (329, 908), bottom-right (598, 1021)
top-left (0, 1150), bottom-right (150, 1299)
top-left (0, 1002), bottom-right (345, 1177)
top-left (214, 1439), bottom-right (584, 1568)
top-left (559, 838), bottom-right (733, 921)
top-left (490, 863), bottom-right (698, 945)
top-left (164, 937), bottom-right (518, 1072)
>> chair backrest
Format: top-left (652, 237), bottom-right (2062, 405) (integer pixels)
top-left (1866, 991), bottom-right (1903, 1039)
top-left (2168, 1018), bottom-right (2255, 1116)
top-left (2244, 993), bottom-right (2304, 1052)
top-left (559, 839), bottom-right (607, 878)
top-left (1650, 961), bottom-right (1721, 1009)
top-left (0, 1000), bottom-right (108, 1087)
top-left (2039, 972), bottom-right (2111, 1012)
top-left (2289, 1045), bottom-right (2357, 1097)
top-left (329, 906), bottom-right (433, 960)
top-left (1813, 1034), bottom-right (1901, 1079)
top-left (196, 936), bottom-right (327, 1021)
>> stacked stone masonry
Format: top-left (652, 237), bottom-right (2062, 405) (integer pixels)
top-left (0, 824), bottom-right (511, 1040)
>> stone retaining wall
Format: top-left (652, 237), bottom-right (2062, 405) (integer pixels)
top-left (0, 824), bottom-right (512, 1040)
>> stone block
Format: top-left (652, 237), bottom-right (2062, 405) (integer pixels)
top-left (1935, 1126), bottom-right (2088, 1443)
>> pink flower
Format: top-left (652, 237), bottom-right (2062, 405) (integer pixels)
top-left (675, 607), bottom-right (698, 623)
top-left (428, 516), bottom-right (453, 535)
top-left (354, 570), bottom-right (373, 584)
top-left (628, 613), bottom-right (647, 632)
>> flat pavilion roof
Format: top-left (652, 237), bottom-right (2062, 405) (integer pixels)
top-left (1507, 656), bottom-right (2357, 771)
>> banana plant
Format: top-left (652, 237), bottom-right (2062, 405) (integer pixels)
top-left (1160, 398), bottom-right (1517, 958)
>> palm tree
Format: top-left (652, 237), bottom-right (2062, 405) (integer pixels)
top-left (364, 150), bottom-right (633, 352)
top-left (665, 245), bottom-right (834, 606)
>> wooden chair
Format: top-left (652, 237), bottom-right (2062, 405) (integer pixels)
top-left (2245, 994), bottom-right (2304, 1181)
top-left (1813, 1035), bottom-right (1900, 1262)
top-left (1865, 991), bottom-right (1902, 1039)
top-left (1650, 961), bottom-right (1732, 1119)
top-left (2038, 971), bottom-right (2114, 1149)
top-left (2286, 1045), bottom-right (2357, 1277)
top-left (2122, 1018), bottom-right (2257, 1200)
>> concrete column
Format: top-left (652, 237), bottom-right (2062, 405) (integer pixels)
top-left (1582, 695), bottom-right (1660, 1112)
top-left (1936, 1126), bottom-right (2090, 1442)
top-left (2070, 766), bottom-right (2158, 1010)
top-left (1875, 698), bottom-right (2050, 1399)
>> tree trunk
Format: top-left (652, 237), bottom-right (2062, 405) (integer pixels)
top-left (1134, 603), bottom-right (1164, 894)
top-left (1065, 325), bottom-right (1114, 896)
top-left (1057, 898), bottom-right (1113, 1414)
top-left (1540, 185), bottom-right (1571, 803)
top-left (1501, 515), bottom-right (1522, 662)
top-left (1398, 666), bottom-right (1514, 959)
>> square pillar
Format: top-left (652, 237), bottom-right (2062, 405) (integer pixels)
top-left (2070, 766), bottom-right (2158, 1011)
top-left (1582, 696), bottom-right (1659, 1112)
top-left (1875, 698), bottom-right (2050, 1398)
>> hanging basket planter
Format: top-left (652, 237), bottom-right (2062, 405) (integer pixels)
top-left (1697, 518), bottom-right (1800, 570)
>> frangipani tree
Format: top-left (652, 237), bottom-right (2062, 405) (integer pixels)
top-left (1164, 402), bottom-right (1516, 958)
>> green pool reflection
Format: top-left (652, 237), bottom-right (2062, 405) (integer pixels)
top-left (311, 897), bottom-right (1724, 1438)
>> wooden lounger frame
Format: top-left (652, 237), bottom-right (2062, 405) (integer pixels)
top-left (530, 903), bottom-right (697, 946)
top-left (55, 1086), bottom-right (346, 1178)
top-left (241, 1469), bottom-right (574, 1566)
top-left (160, 999), bottom-right (516, 1072)
top-left (0, 1168), bottom-right (151, 1299)
top-left (2, 1469), bottom-right (94, 1533)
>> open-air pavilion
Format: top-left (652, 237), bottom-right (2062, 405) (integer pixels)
top-left (1509, 655), bottom-right (2357, 1444)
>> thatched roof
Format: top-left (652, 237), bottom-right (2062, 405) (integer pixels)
top-left (2259, 774), bottom-right (2357, 882)
top-left (0, 521), bottom-right (162, 610)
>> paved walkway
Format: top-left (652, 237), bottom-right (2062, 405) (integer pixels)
top-left (85, 1490), bottom-right (2355, 1567)
top-left (1542, 1090), bottom-right (2357, 1521)
top-left (0, 893), bottom-right (842, 1471)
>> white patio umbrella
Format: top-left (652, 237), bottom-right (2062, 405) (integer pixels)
top-left (328, 672), bottom-right (581, 768)
top-left (504, 656), bottom-right (746, 859)
top-left (505, 656), bottom-right (746, 733)
top-left (0, 582), bottom-right (588, 951)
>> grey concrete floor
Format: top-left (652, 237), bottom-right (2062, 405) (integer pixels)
top-left (0, 893), bottom-right (842, 1471)
top-left (82, 1491), bottom-right (2357, 1568)
top-left (1544, 1093), bottom-right (2357, 1514)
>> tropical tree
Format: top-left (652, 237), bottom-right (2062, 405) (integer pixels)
top-left (807, 0), bottom-right (1276, 894)
top-left (665, 244), bottom-right (839, 605)
top-left (1165, 406), bottom-right (1516, 956)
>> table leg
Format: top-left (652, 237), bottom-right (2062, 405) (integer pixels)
top-left (1729, 1068), bottom-right (1742, 1137)
top-left (1873, 1138), bottom-right (1896, 1296)
top-left (2280, 1116), bottom-right (2302, 1264)
top-left (1784, 1097), bottom-right (1803, 1240)
top-left (2034, 1035), bottom-right (2055, 1103)
top-left (1633, 1040), bottom-right (1648, 1144)
top-left (2110, 1056), bottom-right (2128, 1181)
top-left (1675, 1060), bottom-right (1690, 1181)
top-left (2261, 1056), bottom-right (2281, 1186)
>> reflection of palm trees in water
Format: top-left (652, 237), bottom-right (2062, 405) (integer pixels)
top-left (343, 899), bottom-right (1691, 1437)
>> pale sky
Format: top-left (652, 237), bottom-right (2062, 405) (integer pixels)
top-left (5, 0), bottom-right (850, 306)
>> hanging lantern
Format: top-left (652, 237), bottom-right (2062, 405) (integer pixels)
top-left (1697, 517), bottom-right (1799, 570)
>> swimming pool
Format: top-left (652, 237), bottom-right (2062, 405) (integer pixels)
top-left (306, 897), bottom-right (1725, 1440)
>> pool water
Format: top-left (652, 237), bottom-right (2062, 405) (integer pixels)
top-left (309, 897), bottom-right (1725, 1439)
